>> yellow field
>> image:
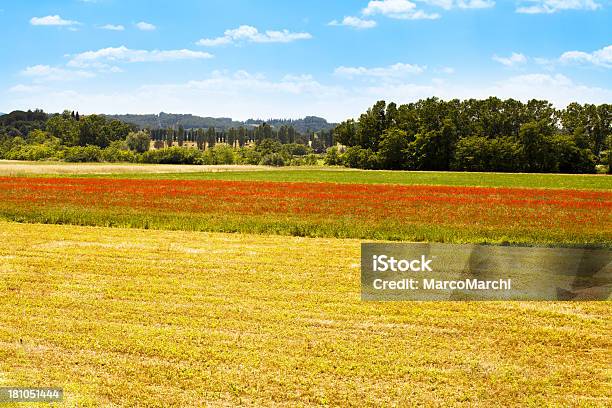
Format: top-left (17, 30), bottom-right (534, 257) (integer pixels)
top-left (0, 221), bottom-right (609, 407)
top-left (0, 160), bottom-right (277, 176)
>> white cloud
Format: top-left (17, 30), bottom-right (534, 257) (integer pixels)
top-left (436, 66), bottom-right (455, 74)
top-left (67, 46), bottom-right (213, 68)
top-left (335, 63), bottom-right (426, 78)
top-left (30, 15), bottom-right (80, 26)
top-left (362, 0), bottom-right (441, 19)
top-left (100, 24), bottom-right (125, 31)
top-left (329, 0), bottom-right (492, 28)
top-left (4, 70), bottom-right (346, 120)
top-left (196, 25), bottom-right (312, 46)
top-left (363, 73), bottom-right (612, 113)
top-left (21, 65), bottom-right (95, 82)
top-left (559, 45), bottom-right (612, 68)
top-left (328, 16), bottom-right (378, 29)
top-left (417, 0), bottom-right (495, 9)
top-left (4, 71), bottom-right (611, 122)
top-left (135, 21), bottom-right (156, 31)
top-left (516, 0), bottom-right (601, 14)
top-left (493, 52), bottom-right (527, 67)
top-left (8, 84), bottom-right (43, 93)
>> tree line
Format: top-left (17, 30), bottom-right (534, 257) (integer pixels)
top-left (149, 123), bottom-right (334, 153)
top-left (328, 98), bottom-right (611, 173)
top-left (0, 110), bottom-right (331, 165)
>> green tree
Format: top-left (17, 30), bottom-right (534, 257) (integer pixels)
top-left (377, 128), bottom-right (410, 170)
top-left (126, 130), bottom-right (151, 153)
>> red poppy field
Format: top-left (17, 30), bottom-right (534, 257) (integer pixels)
top-left (1, 176), bottom-right (610, 245)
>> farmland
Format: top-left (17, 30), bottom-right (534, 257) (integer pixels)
top-left (1, 222), bottom-right (610, 407)
top-left (0, 176), bottom-right (610, 246)
top-left (2, 161), bottom-right (611, 190)
top-left (0, 162), bottom-right (610, 406)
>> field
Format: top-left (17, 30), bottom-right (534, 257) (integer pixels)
top-left (1, 175), bottom-right (610, 247)
top-left (0, 161), bottom-right (610, 406)
top-left (1, 222), bottom-right (610, 407)
top-left (2, 160), bottom-right (611, 190)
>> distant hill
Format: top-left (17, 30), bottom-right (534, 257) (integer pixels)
top-left (104, 113), bottom-right (242, 130)
top-left (104, 112), bottom-right (336, 133)
top-left (245, 116), bottom-right (336, 133)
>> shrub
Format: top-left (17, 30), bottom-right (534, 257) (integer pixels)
top-left (283, 143), bottom-right (310, 156)
top-left (324, 146), bottom-right (342, 166)
top-left (139, 147), bottom-right (203, 164)
top-left (260, 153), bottom-right (286, 167)
top-left (304, 154), bottom-right (319, 165)
top-left (101, 147), bottom-right (135, 163)
top-left (5, 143), bottom-right (60, 161)
top-left (341, 146), bottom-right (379, 169)
top-left (63, 145), bottom-right (103, 162)
top-left (236, 147), bottom-right (262, 165)
top-left (202, 145), bottom-right (236, 165)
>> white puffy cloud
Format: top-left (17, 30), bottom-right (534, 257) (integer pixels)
top-left (329, 0), bottom-right (493, 28)
top-left (328, 16), bottom-right (378, 29)
top-left (196, 25), bottom-right (312, 46)
top-left (67, 46), bottom-right (213, 68)
top-left (516, 0), bottom-right (600, 14)
top-left (21, 65), bottom-right (95, 82)
top-left (99, 24), bottom-right (125, 31)
top-left (362, 0), bottom-right (440, 19)
top-left (30, 15), bottom-right (80, 26)
top-left (335, 63), bottom-right (426, 78)
top-left (493, 52), bottom-right (527, 67)
top-left (559, 45), bottom-right (612, 68)
top-left (135, 21), bottom-right (156, 31)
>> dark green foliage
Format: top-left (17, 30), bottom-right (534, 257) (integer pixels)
top-left (139, 147), bottom-right (204, 164)
top-left (452, 136), bottom-right (522, 172)
top-left (260, 153), bottom-right (286, 167)
top-left (377, 128), bottom-right (410, 170)
top-left (334, 99), bottom-right (610, 173)
top-left (341, 146), bottom-right (379, 170)
top-left (63, 146), bottom-right (103, 162)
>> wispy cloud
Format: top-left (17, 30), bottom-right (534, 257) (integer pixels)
top-left (99, 24), bottom-right (125, 31)
top-left (560, 45), bottom-right (612, 68)
top-left (328, 16), bottom-right (378, 29)
top-left (492, 52), bottom-right (527, 67)
top-left (135, 21), bottom-right (156, 31)
top-left (30, 15), bottom-right (81, 26)
top-left (21, 65), bottom-right (95, 82)
top-left (196, 25), bottom-right (312, 46)
top-left (335, 62), bottom-right (426, 78)
top-left (516, 0), bottom-right (601, 14)
top-left (8, 84), bottom-right (44, 93)
top-left (67, 46), bottom-right (213, 69)
top-left (417, 0), bottom-right (495, 9)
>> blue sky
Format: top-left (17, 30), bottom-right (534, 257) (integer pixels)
top-left (0, 0), bottom-right (610, 121)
